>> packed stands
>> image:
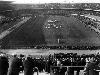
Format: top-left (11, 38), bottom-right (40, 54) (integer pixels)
top-left (0, 52), bottom-right (100, 75)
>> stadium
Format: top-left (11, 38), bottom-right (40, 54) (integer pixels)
top-left (1, 3), bottom-right (100, 52)
top-left (1, 1), bottom-right (100, 75)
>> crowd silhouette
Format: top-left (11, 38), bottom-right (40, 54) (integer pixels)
top-left (0, 52), bottom-right (100, 75)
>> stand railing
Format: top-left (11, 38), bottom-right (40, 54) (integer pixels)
top-left (50, 66), bottom-right (85, 75)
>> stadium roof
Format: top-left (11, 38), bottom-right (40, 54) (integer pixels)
top-left (93, 10), bottom-right (100, 12)
top-left (0, 1), bottom-right (13, 4)
top-left (84, 9), bottom-right (93, 11)
top-left (71, 14), bottom-right (78, 16)
top-left (2, 0), bottom-right (100, 4)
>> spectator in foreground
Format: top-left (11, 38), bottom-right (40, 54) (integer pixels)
top-left (0, 54), bottom-right (9, 75)
top-left (8, 54), bottom-right (23, 75)
top-left (23, 55), bottom-right (34, 75)
top-left (84, 57), bottom-right (96, 75)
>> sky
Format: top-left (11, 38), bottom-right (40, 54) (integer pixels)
top-left (2, 0), bottom-right (100, 4)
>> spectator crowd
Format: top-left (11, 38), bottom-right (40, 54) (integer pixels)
top-left (0, 52), bottom-right (100, 75)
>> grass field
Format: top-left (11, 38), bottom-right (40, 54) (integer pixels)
top-left (1, 14), bottom-right (100, 52)
top-left (43, 15), bottom-right (100, 46)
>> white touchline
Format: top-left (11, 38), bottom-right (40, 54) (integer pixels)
top-left (0, 17), bottom-right (31, 40)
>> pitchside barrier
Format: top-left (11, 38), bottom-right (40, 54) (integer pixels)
top-left (50, 66), bottom-right (85, 75)
top-left (50, 66), bottom-right (100, 75)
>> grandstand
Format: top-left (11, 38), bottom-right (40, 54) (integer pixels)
top-left (1, 2), bottom-right (100, 75)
